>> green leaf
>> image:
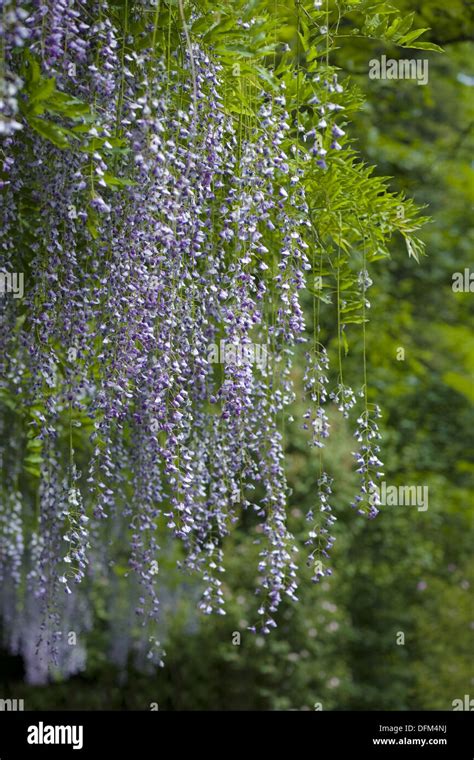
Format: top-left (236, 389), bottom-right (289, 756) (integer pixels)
top-left (24, 453), bottom-right (43, 465)
top-left (24, 464), bottom-right (41, 478)
top-left (406, 41), bottom-right (443, 53)
top-left (342, 330), bottom-right (349, 356)
top-left (47, 91), bottom-right (92, 118)
top-left (29, 76), bottom-right (56, 105)
top-left (26, 437), bottom-right (43, 452)
top-left (86, 209), bottom-right (100, 240)
top-left (404, 235), bottom-right (425, 263)
top-left (398, 28), bottom-right (430, 45)
top-left (395, 11), bottom-right (415, 38)
top-left (216, 45), bottom-right (256, 58)
top-left (28, 117), bottom-right (70, 149)
top-left (22, 54), bottom-right (41, 86)
top-left (102, 173), bottom-right (136, 188)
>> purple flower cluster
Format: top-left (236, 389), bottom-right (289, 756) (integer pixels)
top-left (306, 472), bottom-right (336, 583)
top-left (0, 2), bottom-right (382, 677)
top-left (303, 346), bottom-right (330, 447)
top-left (351, 405), bottom-right (384, 519)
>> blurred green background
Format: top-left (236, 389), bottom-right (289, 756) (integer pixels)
top-left (1, 0), bottom-right (473, 710)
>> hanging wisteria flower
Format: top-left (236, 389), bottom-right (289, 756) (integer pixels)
top-left (351, 404), bottom-right (384, 519)
top-left (303, 346), bottom-right (331, 447)
top-left (330, 382), bottom-right (357, 419)
top-left (0, 0), bottom-right (425, 682)
top-left (306, 472), bottom-right (336, 582)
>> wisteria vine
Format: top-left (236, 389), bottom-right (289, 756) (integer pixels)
top-left (0, 0), bottom-right (425, 683)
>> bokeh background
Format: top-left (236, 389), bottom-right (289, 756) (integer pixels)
top-left (1, 0), bottom-right (473, 710)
